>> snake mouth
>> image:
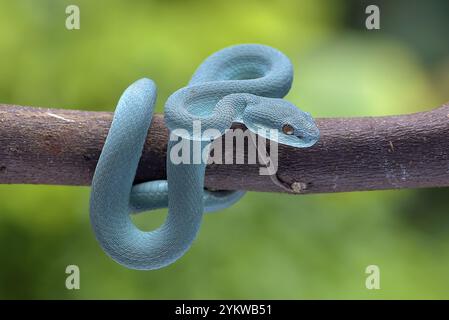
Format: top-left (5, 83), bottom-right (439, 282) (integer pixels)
top-left (294, 131), bottom-right (320, 148)
top-left (281, 133), bottom-right (318, 148)
top-left (296, 135), bottom-right (319, 147)
top-left (250, 126), bottom-right (319, 148)
top-left (244, 122), bottom-right (319, 148)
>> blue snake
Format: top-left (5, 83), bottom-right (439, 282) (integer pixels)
top-left (90, 44), bottom-right (320, 270)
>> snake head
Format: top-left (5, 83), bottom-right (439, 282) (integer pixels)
top-left (242, 97), bottom-right (320, 148)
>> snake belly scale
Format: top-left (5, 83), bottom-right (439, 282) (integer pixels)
top-left (90, 44), bottom-right (320, 270)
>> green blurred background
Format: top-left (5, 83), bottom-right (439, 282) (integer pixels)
top-left (0, 0), bottom-right (448, 299)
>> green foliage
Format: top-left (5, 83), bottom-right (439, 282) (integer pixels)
top-left (0, 0), bottom-right (448, 299)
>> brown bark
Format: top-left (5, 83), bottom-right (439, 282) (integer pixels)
top-left (0, 103), bottom-right (448, 194)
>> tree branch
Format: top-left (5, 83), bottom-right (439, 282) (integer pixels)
top-left (0, 103), bottom-right (448, 194)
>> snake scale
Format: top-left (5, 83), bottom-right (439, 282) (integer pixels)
top-left (90, 44), bottom-right (320, 270)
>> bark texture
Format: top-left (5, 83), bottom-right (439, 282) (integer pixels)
top-left (1, 103), bottom-right (448, 194)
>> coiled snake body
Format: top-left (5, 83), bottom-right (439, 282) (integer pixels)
top-left (90, 44), bottom-right (320, 270)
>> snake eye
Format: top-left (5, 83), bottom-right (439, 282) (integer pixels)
top-left (282, 124), bottom-right (294, 135)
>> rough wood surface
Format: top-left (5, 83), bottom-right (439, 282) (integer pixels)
top-left (1, 103), bottom-right (449, 194)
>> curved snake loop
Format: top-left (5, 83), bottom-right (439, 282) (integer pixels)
top-left (90, 44), bottom-right (320, 270)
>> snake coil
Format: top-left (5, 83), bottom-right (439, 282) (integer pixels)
top-left (90, 44), bottom-right (319, 270)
